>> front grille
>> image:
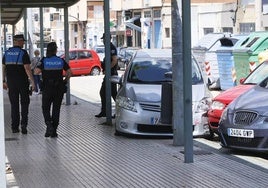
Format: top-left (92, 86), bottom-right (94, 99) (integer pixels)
top-left (140, 103), bottom-right (161, 112)
top-left (137, 124), bottom-right (172, 133)
top-left (223, 134), bottom-right (268, 148)
top-left (209, 122), bottom-right (219, 128)
top-left (233, 111), bottom-right (258, 125)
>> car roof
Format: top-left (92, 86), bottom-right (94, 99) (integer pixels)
top-left (134, 49), bottom-right (172, 58)
top-left (93, 45), bottom-right (105, 49)
top-left (121, 47), bottom-right (140, 50)
top-left (69, 49), bottom-right (92, 51)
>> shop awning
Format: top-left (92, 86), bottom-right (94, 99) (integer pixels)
top-left (1, 0), bottom-right (79, 25)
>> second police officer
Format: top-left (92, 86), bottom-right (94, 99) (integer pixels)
top-left (35, 42), bottom-right (72, 138)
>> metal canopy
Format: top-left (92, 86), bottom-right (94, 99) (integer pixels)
top-left (1, 0), bottom-right (79, 25)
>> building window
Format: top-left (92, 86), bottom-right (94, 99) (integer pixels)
top-left (118, 12), bottom-right (122, 27)
top-left (88, 6), bottom-right (94, 19)
top-left (240, 23), bottom-right (255, 33)
top-left (144, 11), bottom-right (151, 18)
top-left (203, 28), bottom-right (214, 35)
top-left (222, 27), bottom-right (233, 33)
top-left (153, 10), bottom-right (161, 18)
top-left (44, 8), bottom-right (50, 13)
top-left (74, 37), bottom-right (77, 46)
top-left (34, 14), bottom-right (38, 21)
top-left (134, 12), bottom-right (141, 17)
top-left (53, 13), bottom-right (60, 21)
top-left (74, 24), bottom-right (78, 32)
top-left (165, 28), bottom-right (170, 38)
top-left (94, 6), bottom-right (103, 19)
top-left (88, 6), bottom-right (94, 11)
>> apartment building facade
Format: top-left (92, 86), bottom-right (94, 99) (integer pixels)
top-left (110, 0), bottom-right (268, 47)
top-left (3, 0), bottom-right (268, 50)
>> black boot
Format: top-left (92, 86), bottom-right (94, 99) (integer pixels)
top-left (45, 121), bottom-right (53, 137)
top-left (21, 125), bottom-right (27, 134)
top-left (51, 123), bottom-right (58, 138)
top-left (95, 111), bottom-right (106, 118)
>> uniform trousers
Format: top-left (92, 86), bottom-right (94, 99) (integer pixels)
top-left (42, 82), bottom-right (65, 130)
top-left (7, 80), bottom-right (30, 130)
top-left (100, 76), bottom-right (117, 113)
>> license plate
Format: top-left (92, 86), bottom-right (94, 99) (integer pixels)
top-left (227, 128), bottom-right (254, 138)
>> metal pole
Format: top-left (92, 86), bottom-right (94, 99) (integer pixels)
top-left (182, 0), bottom-right (193, 163)
top-left (0, 3), bottom-right (7, 187)
top-left (3, 25), bottom-right (7, 52)
top-left (104, 0), bottom-right (112, 125)
top-left (24, 9), bottom-right (28, 50)
top-left (39, 8), bottom-right (44, 57)
top-left (172, 0), bottom-right (184, 146)
top-left (64, 7), bottom-right (71, 105)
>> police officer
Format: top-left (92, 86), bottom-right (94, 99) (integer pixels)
top-left (2, 34), bottom-right (35, 134)
top-left (95, 33), bottom-right (118, 118)
top-left (35, 42), bottom-right (72, 138)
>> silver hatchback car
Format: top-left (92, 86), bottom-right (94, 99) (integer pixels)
top-left (111, 49), bottom-right (212, 136)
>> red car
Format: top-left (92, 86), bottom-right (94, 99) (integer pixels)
top-left (208, 61), bottom-right (268, 136)
top-left (61, 49), bottom-right (101, 76)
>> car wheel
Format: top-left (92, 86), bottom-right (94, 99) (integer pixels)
top-left (90, 67), bottom-right (100, 76)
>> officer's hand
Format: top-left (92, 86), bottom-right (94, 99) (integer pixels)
top-left (3, 82), bottom-right (8, 90)
top-left (31, 85), bottom-right (36, 93)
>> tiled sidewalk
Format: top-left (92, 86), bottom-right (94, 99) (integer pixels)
top-left (4, 78), bottom-right (268, 187)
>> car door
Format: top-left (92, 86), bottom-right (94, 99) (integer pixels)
top-left (69, 50), bottom-right (90, 76)
top-left (77, 50), bottom-right (91, 75)
top-left (68, 51), bottom-right (80, 75)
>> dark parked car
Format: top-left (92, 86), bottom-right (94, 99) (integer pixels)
top-left (208, 61), bottom-right (268, 137)
top-left (218, 75), bottom-right (268, 152)
top-left (60, 49), bottom-right (101, 76)
top-left (93, 45), bottom-right (105, 61)
top-left (117, 47), bottom-right (140, 69)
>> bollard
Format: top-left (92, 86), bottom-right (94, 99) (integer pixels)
top-left (160, 72), bottom-right (172, 124)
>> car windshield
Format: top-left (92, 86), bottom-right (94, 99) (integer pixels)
top-left (125, 50), bottom-right (135, 60)
top-left (244, 62), bottom-right (268, 84)
top-left (127, 58), bottom-right (203, 84)
top-left (96, 48), bottom-right (104, 53)
top-left (128, 59), bottom-right (172, 83)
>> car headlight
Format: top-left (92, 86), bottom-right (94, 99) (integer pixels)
top-left (116, 96), bottom-right (137, 112)
top-left (211, 101), bottom-right (225, 110)
top-left (194, 97), bottom-right (212, 113)
top-left (219, 107), bottom-right (228, 123)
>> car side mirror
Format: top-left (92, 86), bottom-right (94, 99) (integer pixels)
top-left (110, 75), bottom-right (122, 85)
top-left (207, 78), bottom-right (213, 91)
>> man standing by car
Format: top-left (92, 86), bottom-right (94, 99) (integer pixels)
top-left (95, 33), bottom-right (118, 118)
top-left (2, 34), bottom-right (35, 134)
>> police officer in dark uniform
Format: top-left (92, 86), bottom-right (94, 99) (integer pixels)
top-left (35, 42), bottom-right (72, 138)
top-left (2, 34), bottom-right (35, 134)
top-left (95, 33), bottom-right (118, 118)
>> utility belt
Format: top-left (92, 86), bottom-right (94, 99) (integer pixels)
top-left (43, 79), bottom-right (63, 86)
top-left (40, 79), bottom-right (66, 93)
